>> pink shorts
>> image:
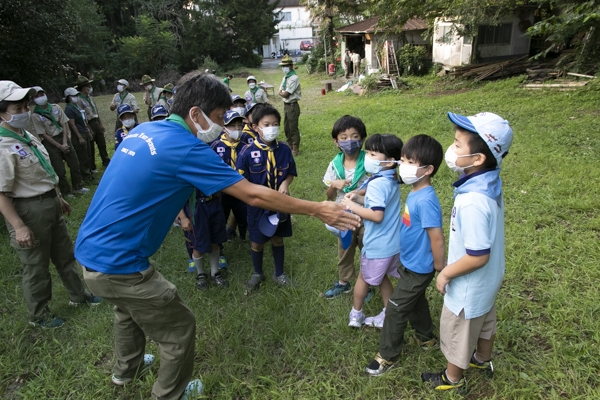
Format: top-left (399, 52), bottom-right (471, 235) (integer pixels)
top-left (360, 253), bottom-right (400, 286)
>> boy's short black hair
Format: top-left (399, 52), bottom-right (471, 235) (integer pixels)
top-left (401, 134), bottom-right (444, 177)
top-left (252, 104), bottom-right (281, 126)
top-left (364, 134), bottom-right (403, 161)
top-left (331, 115), bottom-right (367, 140)
top-left (171, 71), bottom-right (232, 117)
top-left (455, 125), bottom-right (497, 170)
top-left (0, 100), bottom-right (10, 113)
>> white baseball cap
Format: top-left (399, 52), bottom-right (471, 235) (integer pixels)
top-left (447, 111), bottom-right (514, 167)
top-left (246, 75), bottom-right (257, 82)
top-left (64, 87), bottom-right (79, 97)
top-left (117, 79), bottom-right (129, 86)
top-left (0, 80), bottom-right (36, 102)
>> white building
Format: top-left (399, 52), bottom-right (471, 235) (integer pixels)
top-left (432, 9), bottom-right (534, 66)
top-left (262, 0), bottom-right (314, 57)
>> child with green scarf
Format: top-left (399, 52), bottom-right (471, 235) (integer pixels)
top-left (322, 115), bottom-right (368, 298)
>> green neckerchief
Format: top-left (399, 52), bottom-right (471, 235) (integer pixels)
top-left (166, 114), bottom-right (192, 133)
top-left (78, 93), bottom-right (96, 115)
top-left (33, 103), bottom-right (62, 132)
top-left (282, 69), bottom-right (297, 91)
top-left (0, 125), bottom-right (57, 184)
top-left (119, 91), bottom-right (129, 104)
top-left (249, 86), bottom-right (259, 102)
top-left (149, 86), bottom-right (156, 104)
top-left (331, 150), bottom-right (366, 193)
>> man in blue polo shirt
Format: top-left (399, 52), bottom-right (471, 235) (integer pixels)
top-left (75, 72), bottom-right (360, 400)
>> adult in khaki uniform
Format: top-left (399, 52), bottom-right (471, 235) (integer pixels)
top-left (0, 81), bottom-right (101, 329)
top-left (351, 50), bottom-right (362, 78)
top-left (64, 87), bottom-right (93, 182)
top-left (75, 76), bottom-right (110, 168)
top-left (110, 79), bottom-right (139, 131)
top-left (142, 75), bottom-right (163, 121)
top-left (278, 55), bottom-right (302, 156)
top-left (30, 86), bottom-right (87, 196)
top-left (156, 83), bottom-right (174, 112)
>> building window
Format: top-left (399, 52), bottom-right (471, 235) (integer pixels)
top-left (463, 35), bottom-right (472, 45)
top-left (440, 25), bottom-right (453, 44)
top-left (277, 12), bottom-right (292, 22)
top-left (477, 24), bottom-right (512, 45)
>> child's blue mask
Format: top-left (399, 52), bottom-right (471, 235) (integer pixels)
top-left (338, 140), bottom-right (362, 155)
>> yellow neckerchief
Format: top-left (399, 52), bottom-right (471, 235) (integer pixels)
top-left (242, 123), bottom-right (257, 140)
top-left (253, 137), bottom-right (278, 189)
top-left (219, 133), bottom-right (239, 169)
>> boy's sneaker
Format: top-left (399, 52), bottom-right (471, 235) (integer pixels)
top-left (413, 334), bottom-right (438, 350)
top-left (365, 353), bottom-right (395, 376)
top-left (196, 273), bottom-right (209, 291)
top-left (211, 272), bottom-right (229, 288)
top-left (324, 281), bottom-right (351, 299)
top-left (273, 273), bottom-right (294, 287)
top-left (29, 316), bottom-right (64, 329)
top-left (73, 187), bottom-right (90, 194)
top-left (364, 308), bottom-right (386, 329)
top-left (181, 379), bottom-right (204, 399)
top-left (348, 309), bottom-right (365, 328)
top-left (218, 255), bottom-right (228, 270)
top-left (364, 286), bottom-right (375, 303)
top-left (246, 273), bottom-right (265, 292)
top-left (421, 370), bottom-right (466, 391)
top-left (111, 353), bottom-right (155, 386)
top-left (187, 259), bottom-right (196, 273)
top-left (69, 294), bottom-right (102, 307)
top-left (470, 351), bottom-right (494, 377)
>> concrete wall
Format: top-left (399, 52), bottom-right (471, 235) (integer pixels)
top-left (263, 6), bottom-right (313, 56)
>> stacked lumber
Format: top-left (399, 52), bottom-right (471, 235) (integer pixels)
top-left (450, 56), bottom-right (535, 81)
top-left (377, 74), bottom-right (407, 89)
top-left (526, 68), bottom-right (562, 81)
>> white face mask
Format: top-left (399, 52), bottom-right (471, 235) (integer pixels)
top-left (225, 128), bottom-right (240, 140)
top-left (260, 126), bottom-right (279, 142)
top-left (444, 147), bottom-right (477, 174)
top-left (70, 96), bottom-right (79, 104)
top-left (282, 67), bottom-right (290, 74)
top-left (117, 85), bottom-right (125, 93)
top-left (146, 84), bottom-right (153, 91)
top-left (399, 163), bottom-right (427, 184)
top-left (34, 95), bottom-right (48, 106)
top-left (191, 108), bottom-right (223, 143)
top-left (1, 112), bottom-right (30, 129)
top-left (88, 87), bottom-right (93, 95)
top-left (122, 118), bottom-right (135, 128)
top-left (248, 83), bottom-right (256, 89)
top-left (364, 155), bottom-right (383, 174)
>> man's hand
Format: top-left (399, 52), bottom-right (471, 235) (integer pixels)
top-left (15, 226), bottom-right (35, 248)
top-left (78, 137), bottom-right (85, 145)
top-left (59, 144), bottom-right (70, 154)
top-left (60, 197), bottom-right (72, 216)
top-left (316, 201), bottom-right (360, 231)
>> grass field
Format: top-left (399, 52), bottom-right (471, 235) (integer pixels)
top-left (1, 68), bottom-right (599, 399)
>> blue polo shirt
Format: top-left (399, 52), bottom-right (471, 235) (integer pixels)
top-left (75, 115), bottom-right (243, 274)
top-left (362, 169), bottom-right (401, 259)
top-left (236, 138), bottom-right (296, 224)
top-left (400, 185), bottom-right (443, 274)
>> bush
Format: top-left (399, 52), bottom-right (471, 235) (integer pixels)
top-left (359, 73), bottom-right (380, 92)
top-left (396, 44), bottom-right (429, 76)
top-left (198, 56), bottom-right (219, 74)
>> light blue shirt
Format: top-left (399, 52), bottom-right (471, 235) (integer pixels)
top-left (400, 186), bottom-right (443, 274)
top-left (362, 169), bottom-right (401, 259)
top-left (444, 173), bottom-right (505, 319)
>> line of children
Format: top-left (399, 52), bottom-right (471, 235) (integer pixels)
top-left (236, 104), bottom-right (297, 291)
top-left (365, 134), bottom-right (445, 375)
top-left (341, 134), bottom-right (403, 328)
top-left (322, 115), bottom-right (368, 298)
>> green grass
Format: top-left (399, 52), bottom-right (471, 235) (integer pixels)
top-left (1, 70), bottom-right (599, 399)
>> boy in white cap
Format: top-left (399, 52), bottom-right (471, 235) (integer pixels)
top-left (421, 111), bottom-right (514, 391)
top-left (245, 76), bottom-right (268, 103)
top-left (31, 87), bottom-right (88, 196)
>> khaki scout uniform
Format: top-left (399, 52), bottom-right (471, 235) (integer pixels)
top-left (144, 86), bottom-right (163, 120)
top-left (280, 72), bottom-right (302, 152)
top-left (78, 93), bottom-right (110, 168)
top-left (0, 130), bottom-right (87, 320)
top-left (30, 104), bottom-right (83, 195)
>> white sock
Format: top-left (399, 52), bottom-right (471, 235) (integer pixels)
top-left (209, 249), bottom-right (219, 277)
top-left (193, 256), bottom-right (205, 275)
top-left (352, 307), bottom-right (362, 314)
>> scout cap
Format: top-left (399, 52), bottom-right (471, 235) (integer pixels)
top-left (246, 75), bottom-right (257, 82)
top-left (75, 76), bottom-right (93, 88)
top-left (117, 104), bottom-right (134, 118)
top-left (279, 55), bottom-right (294, 66)
top-left (64, 87), bottom-right (79, 97)
top-left (325, 224), bottom-right (353, 250)
top-left (151, 104), bottom-right (169, 120)
top-left (162, 83), bottom-right (174, 93)
top-left (0, 81), bottom-right (36, 102)
top-left (258, 210), bottom-right (289, 237)
top-left (141, 75), bottom-right (155, 85)
top-left (244, 102), bottom-right (257, 117)
top-left (231, 94), bottom-right (246, 104)
top-left (117, 79), bottom-right (129, 87)
top-left (447, 111), bottom-right (514, 167)
top-left (224, 109), bottom-right (243, 125)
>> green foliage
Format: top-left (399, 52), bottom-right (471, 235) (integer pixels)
top-left (396, 44), bottom-right (429, 76)
top-left (198, 56), bottom-right (220, 74)
top-left (359, 73), bottom-right (380, 91)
